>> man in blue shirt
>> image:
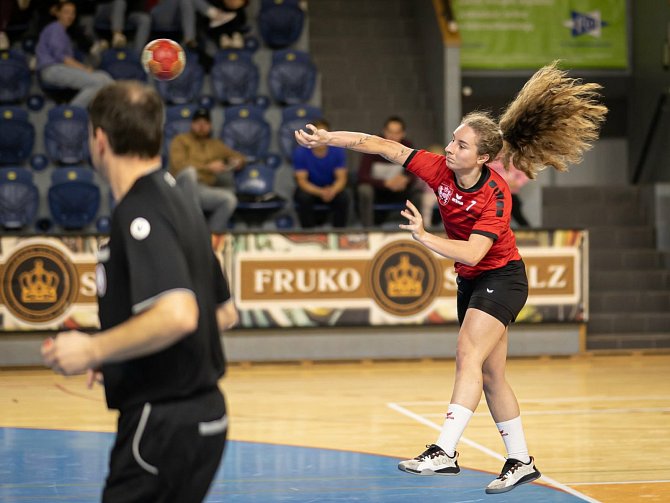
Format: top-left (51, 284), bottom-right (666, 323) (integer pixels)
top-left (292, 118), bottom-right (350, 228)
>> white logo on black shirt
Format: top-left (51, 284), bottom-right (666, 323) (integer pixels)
top-left (96, 263), bottom-right (107, 297)
top-left (130, 217), bottom-right (151, 240)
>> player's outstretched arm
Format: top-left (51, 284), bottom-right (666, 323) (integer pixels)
top-left (295, 124), bottom-right (412, 166)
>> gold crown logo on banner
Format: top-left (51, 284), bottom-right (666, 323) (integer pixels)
top-left (19, 259), bottom-right (59, 303)
top-left (385, 254), bottom-right (423, 297)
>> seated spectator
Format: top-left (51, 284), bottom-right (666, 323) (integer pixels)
top-left (195, 0), bottom-right (247, 50)
top-left (0, 0), bottom-right (31, 50)
top-left (357, 116), bottom-right (423, 227)
top-left (36, 1), bottom-right (114, 107)
top-left (150, 0), bottom-right (199, 49)
top-left (169, 107), bottom-right (246, 233)
top-left (293, 118), bottom-right (349, 229)
top-left (92, 0), bottom-right (151, 54)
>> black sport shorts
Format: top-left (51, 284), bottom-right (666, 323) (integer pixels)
top-left (103, 387), bottom-right (228, 503)
top-left (456, 260), bottom-right (528, 327)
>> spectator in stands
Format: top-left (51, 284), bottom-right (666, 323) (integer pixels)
top-left (357, 116), bottom-right (422, 227)
top-left (0, 0), bottom-right (30, 50)
top-left (169, 107), bottom-right (246, 233)
top-left (489, 160), bottom-right (530, 227)
top-left (150, 0), bottom-right (199, 49)
top-left (36, 1), bottom-right (114, 107)
top-left (293, 117), bottom-right (349, 229)
top-left (195, 0), bottom-right (247, 50)
top-left (92, 0), bottom-right (151, 54)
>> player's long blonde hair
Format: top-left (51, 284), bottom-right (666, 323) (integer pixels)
top-left (463, 61), bottom-right (608, 180)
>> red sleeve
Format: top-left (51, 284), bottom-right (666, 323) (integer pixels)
top-left (404, 150), bottom-right (446, 190)
top-left (471, 183), bottom-right (512, 242)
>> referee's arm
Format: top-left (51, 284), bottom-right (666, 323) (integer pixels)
top-left (216, 299), bottom-right (238, 331)
top-left (93, 290), bottom-right (198, 364)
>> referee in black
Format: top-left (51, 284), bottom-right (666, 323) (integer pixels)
top-left (42, 81), bottom-right (238, 502)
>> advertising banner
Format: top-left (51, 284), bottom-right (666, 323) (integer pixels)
top-left (231, 229), bottom-right (587, 328)
top-left (452, 0), bottom-right (628, 69)
top-left (0, 230), bottom-right (587, 332)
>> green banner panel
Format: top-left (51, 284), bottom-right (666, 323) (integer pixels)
top-left (453, 0), bottom-right (628, 69)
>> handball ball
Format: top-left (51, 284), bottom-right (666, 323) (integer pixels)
top-left (141, 39), bottom-right (185, 81)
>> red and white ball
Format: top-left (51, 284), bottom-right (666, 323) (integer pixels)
top-left (141, 39), bottom-right (186, 81)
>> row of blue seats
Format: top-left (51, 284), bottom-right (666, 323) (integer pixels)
top-left (0, 45), bottom-right (317, 108)
top-left (0, 102), bottom-right (323, 169)
top-left (0, 166), bottom-right (106, 232)
top-left (0, 159), bottom-right (287, 233)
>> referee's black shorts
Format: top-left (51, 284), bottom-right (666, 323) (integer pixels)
top-left (456, 259), bottom-right (528, 327)
top-left (103, 387), bottom-right (228, 503)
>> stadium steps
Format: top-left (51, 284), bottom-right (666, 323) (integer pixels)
top-left (542, 185), bottom-right (670, 350)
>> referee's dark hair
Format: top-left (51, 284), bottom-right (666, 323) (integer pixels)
top-left (88, 81), bottom-right (164, 159)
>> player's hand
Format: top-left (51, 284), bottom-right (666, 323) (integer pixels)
top-left (399, 200), bottom-right (426, 241)
top-left (294, 124), bottom-right (330, 149)
top-left (42, 331), bottom-right (98, 376)
top-left (86, 368), bottom-right (104, 389)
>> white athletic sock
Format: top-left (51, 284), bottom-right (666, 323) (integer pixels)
top-left (495, 416), bottom-right (530, 463)
top-left (435, 403), bottom-right (473, 456)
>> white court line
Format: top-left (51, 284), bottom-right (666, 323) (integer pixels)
top-left (422, 406), bottom-right (670, 417)
top-left (396, 395), bottom-right (670, 406)
top-left (566, 480), bottom-right (670, 486)
top-left (387, 402), bottom-right (601, 503)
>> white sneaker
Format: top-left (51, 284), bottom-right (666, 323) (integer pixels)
top-left (398, 444), bottom-right (460, 476)
top-left (219, 34), bottom-right (232, 49)
top-left (485, 456), bottom-right (541, 494)
top-left (230, 32), bottom-right (244, 49)
top-left (89, 39), bottom-right (109, 57)
top-left (112, 32), bottom-right (127, 48)
top-left (209, 9), bottom-right (237, 28)
top-left (0, 31), bottom-right (9, 51)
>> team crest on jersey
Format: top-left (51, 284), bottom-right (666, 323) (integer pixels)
top-left (437, 184), bottom-right (453, 206)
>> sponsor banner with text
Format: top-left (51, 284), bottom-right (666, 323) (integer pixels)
top-left (232, 229), bottom-right (587, 328)
top-left (0, 231), bottom-right (586, 331)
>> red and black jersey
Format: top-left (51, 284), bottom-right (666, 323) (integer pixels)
top-left (404, 149), bottom-right (521, 279)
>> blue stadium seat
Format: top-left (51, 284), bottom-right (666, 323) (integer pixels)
top-left (234, 161), bottom-right (286, 227)
top-left (211, 49), bottom-right (259, 105)
top-left (163, 104), bottom-right (198, 162)
top-left (44, 105), bottom-right (89, 166)
top-left (155, 50), bottom-right (204, 105)
top-left (268, 49), bottom-right (317, 105)
top-left (0, 50), bottom-right (32, 104)
top-left (0, 106), bottom-right (34, 166)
top-left (0, 167), bottom-right (39, 230)
top-left (277, 104), bottom-right (322, 160)
top-left (221, 105), bottom-right (271, 161)
top-left (48, 167), bottom-right (101, 230)
top-left (258, 0), bottom-right (305, 49)
top-left (99, 48), bottom-right (147, 81)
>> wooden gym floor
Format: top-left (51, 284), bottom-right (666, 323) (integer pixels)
top-left (1, 352), bottom-right (669, 501)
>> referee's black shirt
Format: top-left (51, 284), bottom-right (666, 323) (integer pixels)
top-left (97, 168), bottom-right (230, 411)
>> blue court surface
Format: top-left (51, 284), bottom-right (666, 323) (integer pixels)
top-left (1, 427), bottom-right (583, 502)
